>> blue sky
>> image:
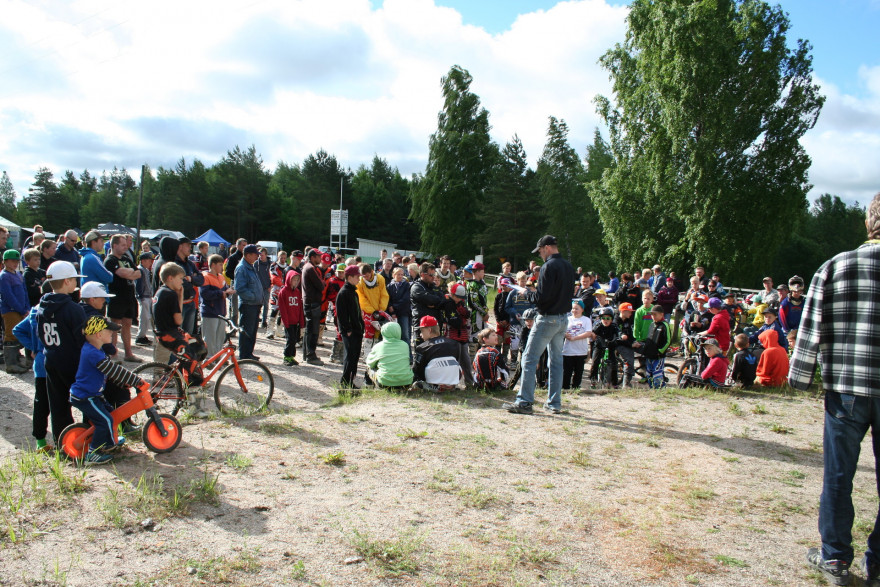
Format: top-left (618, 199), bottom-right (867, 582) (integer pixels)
top-left (1, 0), bottom-right (878, 209)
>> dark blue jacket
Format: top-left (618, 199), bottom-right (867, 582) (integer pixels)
top-left (386, 279), bottom-right (411, 318)
top-left (37, 292), bottom-right (86, 376)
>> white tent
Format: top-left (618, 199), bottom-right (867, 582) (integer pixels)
top-left (0, 215), bottom-right (22, 249)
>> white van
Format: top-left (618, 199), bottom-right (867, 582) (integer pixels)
top-left (256, 241), bottom-right (284, 262)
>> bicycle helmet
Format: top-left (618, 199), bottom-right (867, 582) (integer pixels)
top-left (522, 308), bottom-right (538, 321)
top-left (598, 307), bottom-right (614, 318)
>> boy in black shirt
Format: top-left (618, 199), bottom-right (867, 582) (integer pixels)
top-left (22, 248), bottom-right (46, 307)
top-left (731, 333), bottom-right (759, 388)
top-left (590, 307), bottom-right (619, 388)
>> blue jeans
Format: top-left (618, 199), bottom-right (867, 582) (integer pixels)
top-left (181, 302), bottom-right (197, 336)
top-left (238, 304), bottom-right (261, 359)
top-left (819, 391), bottom-right (880, 564)
top-left (514, 313), bottom-right (568, 409)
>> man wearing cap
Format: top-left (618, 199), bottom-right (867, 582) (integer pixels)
top-left (503, 235), bottom-right (577, 415)
top-left (335, 265), bottom-right (364, 390)
top-left (755, 276), bottom-right (780, 307)
top-left (779, 276), bottom-right (805, 335)
top-left (410, 262), bottom-right (445, 350)
top-left (792, 192), bottom-right (880, 584)
top-left (79, 231), bottom-right (113, 290)
top-left (301, 249), bottom-right (325, 365)
top-left (103, 234), bottom-right (142, 363)
top-left (233, 244), bottom-right (265, 361)
top-left (135, 252), bottom-right (155, 345)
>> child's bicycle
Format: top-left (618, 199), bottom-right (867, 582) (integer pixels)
top-left (58, 383), bottom-right (182, 459)
top-left (133, 317), bottom-right (274, 419)
top-left (592, 338), bottom-right (617, 388)
top-left (676, 331), bottom-right (710, 386)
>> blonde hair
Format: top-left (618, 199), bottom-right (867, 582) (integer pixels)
top-left (392, 267), bottom-right (404, 276)
top-left (868, 192), bottom-right (880, 240)
top-left (159, 262), bottom-right (185, 283)
top-left (476, 327), bottom-right (495, 344)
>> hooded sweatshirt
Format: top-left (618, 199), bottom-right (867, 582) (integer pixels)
top-left (756, 328), bottom-right (789, 387)
top-left (705, 309), bottom-right (731, 352)
top-left (278, 271), bottom-right (305, 328)
top-left (366, 321), bottom-right (413, 387)
top-left (199, 271), bottom-right (228, 318)
top-left (13, 305), bottom-right (46, 378)
top-left (356, 273), bottom-right (389, 314)
top-left (37, 292), bottom-right (86, 376)
top-left (79, 247), bottom-right (113, 289)
top-left (152, 236), bottom-right (181, 291)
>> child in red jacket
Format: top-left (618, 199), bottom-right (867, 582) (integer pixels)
top-left (278, 271), bottom-right (305, 366)
top-left (680, 338), bottom-right (729, 388)
top-left (756, 328), bottom-right (789, 387)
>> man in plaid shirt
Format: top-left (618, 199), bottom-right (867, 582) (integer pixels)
top-left (791, 192), bottom-right (880, 586)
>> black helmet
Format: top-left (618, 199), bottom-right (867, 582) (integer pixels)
top-left (598, 307), bottom-right (614, 318)
top-left (523, 308), bottom-right (538, 321)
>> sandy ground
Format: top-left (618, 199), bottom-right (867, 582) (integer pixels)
top-left (0, 328), bottom-right (877, 587)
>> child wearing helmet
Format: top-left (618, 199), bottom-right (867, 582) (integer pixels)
top-left (589, 306), bottom-right (619, 388)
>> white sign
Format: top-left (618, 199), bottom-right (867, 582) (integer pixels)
top-left (330, 209), bottom-right (349, 235)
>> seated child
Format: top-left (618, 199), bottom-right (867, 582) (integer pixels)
top-left (278, 270), bottom-right (304, 366)
top-left (366, 321), bottom-right (414, 389)
top-left (472, 327), bottom-right (509, 390)
top-left (411, 316), bottom-right (462, 391)
top-left (442, 283), bottom-right (474, 385)
top-left (755, 328), bottom-right (789, 387)
top-left (70, 316), bottom-right (149, 464)
top-left (508, 308), bottom-right (537, 389)
top-left (154, 263), bottom-right (206, 414)
top-left (731, 333), bottom-right (759, 388)
top-left (680, 338), bottom-right (729, 388)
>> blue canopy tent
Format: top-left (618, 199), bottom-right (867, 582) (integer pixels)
top-left (193, 229), bottom-right (230, 246)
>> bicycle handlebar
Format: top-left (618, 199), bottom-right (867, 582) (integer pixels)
top-left (218, 315), bottom-right (241, 333)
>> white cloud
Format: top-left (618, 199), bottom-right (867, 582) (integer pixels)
top-left (0, 0), bottom-right (877, 210)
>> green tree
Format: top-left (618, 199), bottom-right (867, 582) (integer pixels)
top-left (21, 167), bottom-right (71, 233)
top-left (206, 146), bottom-right (272, 243)
top-left (410, 65), bottom-right (500, 261)
top-left (0, 171), bottom-right (17, 221)
top-left (476, 135), bottom-right (542, 271)
top-left (593, 0), bottom-right (824, 284)
top-left (350, 156), bottom-right (417, 250)
top-left (295, 149), bottom-right (349, 247)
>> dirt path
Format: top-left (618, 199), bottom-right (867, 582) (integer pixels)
top-left (0, 331), bottom-right (872, 586)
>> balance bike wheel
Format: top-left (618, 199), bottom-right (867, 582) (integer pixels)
top-left (59, 422), bottom-right (91, 460)
top-left (142, 414), bottom-right (182, 453)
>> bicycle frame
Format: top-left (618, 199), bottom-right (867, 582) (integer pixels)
top-left (67, 387), bottom-right (169, 448)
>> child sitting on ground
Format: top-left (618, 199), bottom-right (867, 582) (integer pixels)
top-left (278, 270), bottom-right (304, 366)
top-left (731, 333), bottom-right (759, 388)
top-left (70, 315), bottom-right (149, 464)
top-left (366, 322), bottom-right (414, 389)
top-left (680, 338), bottom-right (729, 388)
top-left (755, 328), bottom-right (789, 387)
top-left (472, 327), bottom-right (509, 390)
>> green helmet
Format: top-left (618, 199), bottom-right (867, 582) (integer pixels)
top-left (336, 263), bottom-right (346, 273)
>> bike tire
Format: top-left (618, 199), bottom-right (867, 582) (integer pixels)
top-left (142, 414), bottom-right (182, 453)
top-left (132, 362), bottom-right (185, 424)
top-left (213, 359), bottom-right (274, 415)
top-left (676, 358), bottom-right (697, 387)
top-left (58, 422), bottom-right (91, 460)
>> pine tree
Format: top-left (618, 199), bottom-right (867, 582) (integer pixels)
top-left (0, 171), bottom-right (17, 221)
top-left (410, 65), bottom-right (500, 262)
top-left (22, 167), bottom-right (69, 232)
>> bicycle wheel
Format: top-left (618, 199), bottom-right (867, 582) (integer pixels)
top-left (58, 422), bottom-right (91, 460)
top-left (213, 359), bottom-right (274, 415)
top-left (600, 358), bottom-right (613, 388)
top-left (132, 362), bottom-right (185, 424)
top-left (676, 358), bottom-right (697, 387)
top-left (142, 414), bottom-right (182, 453)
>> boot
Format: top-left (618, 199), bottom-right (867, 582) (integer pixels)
top-left (329, 339), bottom-right (342, 364)
top-left (4, 344), bottom-right (28, 374)
top-left (621, 373), bottom-right (632, 389)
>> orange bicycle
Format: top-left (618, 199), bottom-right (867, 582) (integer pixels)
top-left (133, 317), bottom-right (274, 419)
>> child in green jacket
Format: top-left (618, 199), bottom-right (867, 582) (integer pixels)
top-left (366, 322), bottom-right (414, 389)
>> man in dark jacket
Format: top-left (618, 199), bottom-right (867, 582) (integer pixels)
top-left (335, 265), bottom-right (364, 390)
top-left (233, 245), bottom-right (263, 361)
top-left (301, 249), bottom-right (325, 365)
top-left (256, 248), bottom-right (272, 328)
top-left (224, 238), bottom-right (247, 326)
top-left (175, 237), bottom-right (204, 335)
top-left (409, 262), bottom-right (444, 349)
top-left (503, 235), bottom-right (576, 415)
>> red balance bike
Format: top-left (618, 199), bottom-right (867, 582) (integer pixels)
top-left (58, 383), bottom-right (182, 459)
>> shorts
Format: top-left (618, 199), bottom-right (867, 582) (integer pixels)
top-left (107, 296), bottom-right (138, 320)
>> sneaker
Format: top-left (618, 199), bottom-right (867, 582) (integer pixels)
top-left (806, 547), bottom-right (851, 586)
top-left (135, 337), bottom-right (152, 346)
top-left (36, 444), bottom-right (55, 453)
top-left (543, 404), bottom-right (562, 414)
top-left (283, 356), bottom-right (298, 366)
top-left (85, 450), bottom-right (114, 465)
top-left (123, 355), bottom-right (143, 364)
top-left (266, 333), bottom-right (275, 340)
top-left (862, 555), bottom-right (880, 586)
top-left (120, 421), bottom-right (141, 435)
top-left (502, 402), bottom-right (533, 415)
top-left (410, 381), bottom-right (435, 392)
top-left (306, 357), bottom-right (324, 366)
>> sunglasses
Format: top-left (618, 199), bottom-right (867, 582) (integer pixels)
top-left (600, 316), bottom-right (613, 321)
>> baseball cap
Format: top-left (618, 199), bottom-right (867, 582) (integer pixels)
top-left (321, 253), bottom-right (333, 265)
top-left (2, 249), bottom-right (20, 261)
top-left (618, 302), bottom-right (634, 312)
top-left (598, 307), bottom-right (614, 317)
top-left (708, 297), bottom-right (723, 309)
top-left (178, 236), bottom-right (191, 245)
top-left (762, 306), bottom-right (778, 315)
top-left (693, 294), bottom-right (708, 303)
top-left (472, 262), bottom-right (485, 271)
top-left (83, 230), bottom-right (102, 245)
top-left (336, 263), bottom-right (346, 273)
top-left (83, 315), bottom-right (121, 336)
top-left (243, 244), bottom-right (259, 255)
top-left (650, 304), bottom-right (665, 314)
top-left (419, 315), bottom-right (438, 328)
top-left (462, 263), bottom-right (474, 273)
top-left (46, 261), bottom-right (85, 282)
top-left (81, 281), bottom-right (115, 299)
top-left (307, 249), bottom-right (320, 258)
top-left (139, 251), bottom-right (155, 261)
top-left (498, 277), bottom-right (512, 288)
top-left (572, 299), bottom-right (585, 310)
top-left (701, 338), bottom-right (721, 351)
top-left (292, 250), bottom-right (304, 258)
top-left (776, 284), bottom-right (789, 291)
top-left (344, 265), bottom-right (360, 278)
top-left (450, 283), bottom-right (467, 298)
top-left (532, 235), bottom-right (557, 254)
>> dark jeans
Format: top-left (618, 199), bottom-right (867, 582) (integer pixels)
top-left (819, 391), bottom-right (880, 564)
top-left (238, 304), bottom-right (260, 359)
top-left (45, 366), bottom-right (75, 445)
top-left (32, 377), bottom-right (50, 442)
top-left (341, 332), bottom-right (363, 386)
top-left (563, 355), bottom-right (587, 389)
top-left (283, 325), bottom-right (301, 358)
top-left (303, 303), bottom-right (322, 360)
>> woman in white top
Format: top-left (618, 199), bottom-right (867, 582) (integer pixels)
top-left (563, 299), bottom-right (595, 390)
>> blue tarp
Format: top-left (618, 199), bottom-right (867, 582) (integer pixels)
top-left (193, 228), bottom-right (230, 246)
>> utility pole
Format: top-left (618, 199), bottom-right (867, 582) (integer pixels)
top-left (136, 164), bottom-right (145, 246)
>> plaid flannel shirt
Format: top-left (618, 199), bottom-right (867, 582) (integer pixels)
top-left (788, 242), bottom-right (880, 396)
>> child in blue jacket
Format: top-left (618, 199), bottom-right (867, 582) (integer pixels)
top-left (1, 249), bottom-right (31, 374)
top-left (13, 307), bottom-right (51, 450)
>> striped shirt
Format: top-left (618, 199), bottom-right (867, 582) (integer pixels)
top-left (788, 241), bottom-right (880, 396)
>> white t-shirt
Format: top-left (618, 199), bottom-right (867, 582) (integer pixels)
top-left (563, 314), bottom-right (592, 357)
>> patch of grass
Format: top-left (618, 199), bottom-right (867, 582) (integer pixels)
top-left (569, 450), bottom-right (592, 468)
top-left (427, 469), bottom-right (458, 493)
top-left (290, 559), bottom-right (307, 580)
top-left (346, 526), bottom-right (422, 576)
top-left (225, 453), bottom-right (253, 471)
top-left (457, 485), bottom-right (498, 509)
top-left (47, 452), bottom-right (88, 494)
top-left (337, 415), bottom-right (368, 424)
top-left (512, 480), bottom-right (530, 493)
top-left (769, 422), bottom-right (793, 434)
top-left (752, 403), bottom-right (768, 415)
top-left (714, 554), bottom-right (748, 567)
top-left (258, 420), bottom-right (302, 435)
top-left (320, 451), bottom-right (346, 466)
top-left (728, 402), bottom-right (744, 416)
top-left (722, 456), bottom-right (740, 463)
top-left (397, 428), bottom-right (428, 440)
top-left (451, 433), bottom-right (496, 448)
